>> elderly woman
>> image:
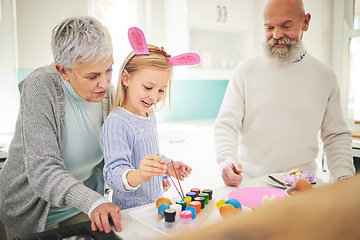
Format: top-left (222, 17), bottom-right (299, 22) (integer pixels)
top-left (0, 16), bottom-right (121, 239)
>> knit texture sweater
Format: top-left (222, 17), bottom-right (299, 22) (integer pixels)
top-left (0, 63), bottom-right (114, 234)
top-left (214, 53), bottom-right (355, 180)
top-left (101, 108), bottom-right (169, 210)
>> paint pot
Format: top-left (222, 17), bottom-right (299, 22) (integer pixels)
top-left (164, 208), bottom-right (176, 228)
top-left (199, 193), bottom-right (209, 204)
top-left (194, 196), bottom-right (205, 209)
top-left (202, 189), bottom-right (213, 200)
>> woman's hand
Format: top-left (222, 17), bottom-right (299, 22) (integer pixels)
top-left (90, 202), bottom-right (121, 233)
top-left (166, 161), bottom-right (192, 180)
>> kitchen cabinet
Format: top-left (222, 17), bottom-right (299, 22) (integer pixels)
top-left (162, 0), bottom-right (253, 80)
top-left (187, 0), bottom-right (250, 31)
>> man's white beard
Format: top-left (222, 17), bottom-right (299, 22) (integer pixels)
top-left (263, 37), bottom-right (305, 64)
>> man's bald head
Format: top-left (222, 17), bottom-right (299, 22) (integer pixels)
top-left (262, 0), bottom-right (311, 63)
top-left (264, 0), bottom-right (306, 21)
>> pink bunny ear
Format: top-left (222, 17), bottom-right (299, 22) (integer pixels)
top-left (128, 27), bottom-right (149, 55)
top-left (168, 53), bottom-right (201, 66)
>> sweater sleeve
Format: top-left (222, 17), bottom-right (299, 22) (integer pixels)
top-left (214, 66), bottom-right (246, 172)
top-left (101, 114), bottom-right (136, 192)
top-left (320, 71), bottom-right (355, 180)
top-left (20, 71), bottom-right (105, 215)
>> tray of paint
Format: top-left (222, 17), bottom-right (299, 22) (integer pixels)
top-left (127, 196), bottom-right (251, 236)
top-left (128, 197), bottom-right (217, 236)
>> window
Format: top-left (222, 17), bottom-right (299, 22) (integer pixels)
top-left (348, 36), bottom-right (360, 122)
top-left (0, 0), bottom-right (18, 134)
top-left (94, 0), bottom-right (139, 87)
top-left (346, 0), bottom-right (360, 123)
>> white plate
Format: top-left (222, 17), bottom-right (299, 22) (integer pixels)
top-left (264, 172), bottom-right (323, 189)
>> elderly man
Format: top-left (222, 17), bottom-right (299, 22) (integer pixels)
top-left (214, 0), bottom-right (355, 186)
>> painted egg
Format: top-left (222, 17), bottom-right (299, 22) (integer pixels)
top-left (156, 197), bottom-right (172, 209)
top-left (295, 179), bottom-right (312, 192)
top-left (158, 203), bottom-right (170, 219)
top-left (216, 199), bottom-right (226, 209)
top-left (219, 204), bottom-right (240, 218)
top-left (225, 198), bottom-right (241, 209)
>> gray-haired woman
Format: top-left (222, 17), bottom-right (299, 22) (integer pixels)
top-left (0, 16), bottom-right (121, 239)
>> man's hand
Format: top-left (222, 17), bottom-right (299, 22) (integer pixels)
top-left (222, 163), bottom-right (243, 186)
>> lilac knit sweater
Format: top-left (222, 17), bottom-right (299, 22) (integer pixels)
top-left (101, 108), bottom-right (170, 210)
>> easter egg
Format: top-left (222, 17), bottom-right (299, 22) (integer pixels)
top-left (216, 199), bottom-right (226, 209)
top-left (156, 197), bottom-right (172, 209)
top-left (158, 203), bottom-right (170, 219)
top-left (225, 199), bottom-right (241, 209)
top-left (295, 179), bottom-right (312, 192)
top-left (219, 204), bottom-right (240, 218)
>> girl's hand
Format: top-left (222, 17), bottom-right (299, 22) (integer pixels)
top-left (138, 154), bottom-right (167, 182)
top-left (163, 179), bottom-right (171, 192)
top-left (127, 155), bottom-right (166, 187)
top-left (166, 161), bottom-right (192, 181)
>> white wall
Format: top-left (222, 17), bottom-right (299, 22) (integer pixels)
top-left (16, 0), bottom-right (91, 70)
top-left (0, 0), bottom-right (92, 135)
top-left (0, 0), bottom-right (18, 134)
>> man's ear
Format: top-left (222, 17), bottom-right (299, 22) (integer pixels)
top-left (55, 63), bottom-right (70, 82)
top-left (303, 13), bottom-right (311, 31)
top-left (121, 69), bottom-right (130, 87)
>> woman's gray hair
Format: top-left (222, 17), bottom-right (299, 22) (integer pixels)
top-left (51, 16), bottom-right (113, 69)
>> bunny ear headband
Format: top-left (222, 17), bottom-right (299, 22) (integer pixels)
top-left (128, 27), bottom-right (200, 66)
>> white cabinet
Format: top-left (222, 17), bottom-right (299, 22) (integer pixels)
top-left (162, 0), bottom-right (253, 80)
top-left (187, 0), bottom-right (249, 31)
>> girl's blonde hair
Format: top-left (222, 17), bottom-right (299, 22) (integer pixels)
top-left (112, 44), bottom-right (173, 112)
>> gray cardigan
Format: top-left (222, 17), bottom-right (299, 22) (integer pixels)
top-left (0, 63), bottom-right (114, 234)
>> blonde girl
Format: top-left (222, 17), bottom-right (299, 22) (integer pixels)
top-left (100, 27), bottom-right (199, 210)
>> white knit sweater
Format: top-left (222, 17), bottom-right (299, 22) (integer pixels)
top-left (214, 53), bottom-right (355, 180)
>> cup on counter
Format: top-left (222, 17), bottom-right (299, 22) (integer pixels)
top-left (285, 187), bottom-right (296, 198)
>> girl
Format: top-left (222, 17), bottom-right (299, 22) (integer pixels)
top-left (100, 27), bottom-right (199, 210)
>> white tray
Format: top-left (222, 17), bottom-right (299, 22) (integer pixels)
top-left (128, 197), bottom-right (250, 236)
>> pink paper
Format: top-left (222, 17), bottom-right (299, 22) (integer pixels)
top-left (168, 53), bottom-right (201, 66)
top-left (228, 187), bottom-right (285, 208)
top-left (128, 27), bottom-right (149, 55)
